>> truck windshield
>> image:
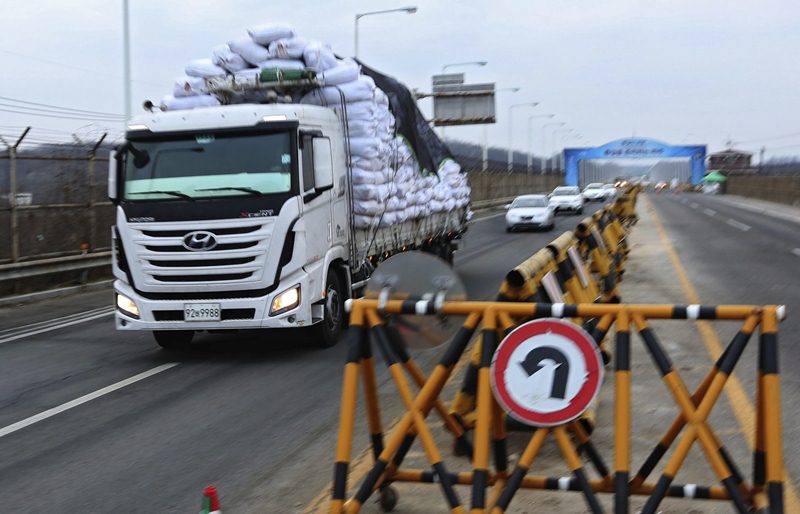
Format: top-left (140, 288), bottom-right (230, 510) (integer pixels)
top-left (123, 132), bottom-right (294, 200)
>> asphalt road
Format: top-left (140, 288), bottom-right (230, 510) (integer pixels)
top-left (648, 192), bottom-right (800, 488)
top-left (0, 201), bottom-right (608, 513)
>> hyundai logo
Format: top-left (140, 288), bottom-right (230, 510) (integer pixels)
top-left (182, 231), bottom-right (218, 251)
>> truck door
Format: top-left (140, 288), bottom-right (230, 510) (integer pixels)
top-left (300, 132), bottom-right (334, 267)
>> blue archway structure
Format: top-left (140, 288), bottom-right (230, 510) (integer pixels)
top-left (564, 138), bottom-right (706, 186)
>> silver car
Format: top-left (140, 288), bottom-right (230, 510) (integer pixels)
top-left (548, 186), bottom-right (584, 214)
top-left (505, 194), bottom-right (555, 232)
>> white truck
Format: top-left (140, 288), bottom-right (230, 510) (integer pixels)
top-left (109, 98), bottom-right (467, 349)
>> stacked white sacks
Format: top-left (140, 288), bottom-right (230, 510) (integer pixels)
top-left (159, 23), bottom-right (471, 228)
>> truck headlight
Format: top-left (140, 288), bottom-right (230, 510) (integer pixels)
top-left (116, 293), bottom-right (140, 319)
top-left (270, 285), bottom-right (300, 316)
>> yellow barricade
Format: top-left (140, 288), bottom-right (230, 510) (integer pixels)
top-left (330, 299), bottom-right (787, 514)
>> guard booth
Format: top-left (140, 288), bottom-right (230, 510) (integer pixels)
top-left (564, 138), bottom-right (707, 187)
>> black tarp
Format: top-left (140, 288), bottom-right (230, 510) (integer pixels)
top-left (357, 61), bottom-right (454, 175)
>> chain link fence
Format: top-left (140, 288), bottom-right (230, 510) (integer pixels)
top-left (0, 131), bottom-right (114, 264)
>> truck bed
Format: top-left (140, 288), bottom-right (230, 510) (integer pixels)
top-left (352, 207), bottom-right (467, 264)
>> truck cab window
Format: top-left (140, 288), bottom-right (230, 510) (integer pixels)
top-left (301, 134), bottom-right (315, 193)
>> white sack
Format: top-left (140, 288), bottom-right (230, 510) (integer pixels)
top-left (300, 79), bottom-right (374, 105)
top-left (344, 100), bottom-right (377, 121)
top-left (386, 196), bottom-right (407, 211)
top-left (248, 23), bottom-right (295, 45)
top-left (349, 137), bottom-right (381, 160)
top-left (160, 94), bottom-right (220, 111)
top-left (353, 183), bottom-right (391, 202)
top-left (347, 119), bottom-right (378, 139)
top-left (353, 200), bottom-right (385, 216)
top-left (351, 156), bottom-right (384, 172)
top-left (211, 44), bottom-right (249, 72)
top-left (354, 214), bottom-right (379, 228)
top-left (352, 167), bottom-right (390, 185)
top-left (318, 58), bottom-right (360, 86)
top-left (185, 59), bottom-right (226, 78)
top-left (268, 37), bottom-right (309, 59)
top-left (228, 37), bottom-right (271, 65)
top-left (173, 75), bottom-right (206, 97)
top-left (234, 68), bottom-right (261, 80)
top-left (303, 41), bottom-right (338, 72)
top-left (257, 58), bottom-right (306, 70)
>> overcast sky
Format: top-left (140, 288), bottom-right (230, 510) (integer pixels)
top-left (1, 0), bottom-right (798, 158)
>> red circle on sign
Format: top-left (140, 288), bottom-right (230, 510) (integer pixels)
top-left (491, 318), bottom-right (603, 427)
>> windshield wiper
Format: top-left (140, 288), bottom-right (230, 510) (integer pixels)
top-left (195, 187), bottom-right (264, 196)
top-left (129, 190), bottom-right (194, 200)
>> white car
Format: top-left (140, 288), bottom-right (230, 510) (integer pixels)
top-left (548, 186), bottom-right (584, 214)
top-left (582, 183), bottom-right (606, 202)
top-left (505, 194), bottom-right (555, 232)
top-left (602, 183), bottom-right (619, 201)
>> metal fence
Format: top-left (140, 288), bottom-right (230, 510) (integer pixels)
top-left (0, 130), bottom-right (114, 264)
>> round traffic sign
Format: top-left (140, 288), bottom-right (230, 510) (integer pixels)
top-left (491, 318), bottom-right (604, 427)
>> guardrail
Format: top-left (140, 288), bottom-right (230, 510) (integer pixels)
top-left (0, 252), bottom-right (111, 281)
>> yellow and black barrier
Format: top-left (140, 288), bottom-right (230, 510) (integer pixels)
top-left (330, 299), bottom-right (787, 514)
top-left (449, 202), bottom-right (632, 435)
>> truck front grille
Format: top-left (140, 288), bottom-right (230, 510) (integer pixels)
top-left (130, 221), bottom-right (272, 285)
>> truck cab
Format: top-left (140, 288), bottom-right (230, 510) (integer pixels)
top-left (110, 104), bottom-right (351, 348)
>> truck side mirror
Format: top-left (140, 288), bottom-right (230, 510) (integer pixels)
top-left (312, 137), bottom-right (334, 191)
top-left (108, 150), bottom-right (118, 201)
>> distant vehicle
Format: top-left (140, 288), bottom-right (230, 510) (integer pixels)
top-left (581, 183), bottom-right (606, 202)
top-left (614, 179), bottom-right (629, 189)
top-left (548, 186), bottom-right (584, 214)
top-left (655, 181), bottom-right (668, 193)
top-left (504, 194), bottom-right (555, 232)
top-left (602, 183), bottom-right (619, 200)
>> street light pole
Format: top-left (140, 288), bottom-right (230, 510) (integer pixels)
top-left (355, 6), bottom-right (418, 58)
top-left (541, 122), bottom-right (565, 174)
top-left (527, 114), bottom-right (555, 173)
top-left (122, 0), bottom-right (131, 122)
top-left (439, 61), bottom-right (487, 141)
top-left (507, 102), bottom-right (538, 172)
top-left (552, 128), bottom-right (573, 173)
top-left (482, 86), bottom-right (519, 172)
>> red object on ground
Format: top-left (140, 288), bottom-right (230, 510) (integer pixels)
top-left (204, 485), bottom-right (221, 511)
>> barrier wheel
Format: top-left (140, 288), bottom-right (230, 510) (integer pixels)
top-left (379, 486), bottom-right (398, 512)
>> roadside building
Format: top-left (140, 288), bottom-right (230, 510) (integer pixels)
top-left (706, 149), bottom-right (753, 172)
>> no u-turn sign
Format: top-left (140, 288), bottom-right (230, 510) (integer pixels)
top-left (491, 318), bottom-right (604, 427)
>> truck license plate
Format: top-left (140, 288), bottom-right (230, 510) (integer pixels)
top-left (183, 303), bottom-right (221, 321)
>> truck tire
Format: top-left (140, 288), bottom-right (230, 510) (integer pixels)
top-left (153, 330), bottom-right (194, 350)
top-left (313, 269), bottom-right (345, 348)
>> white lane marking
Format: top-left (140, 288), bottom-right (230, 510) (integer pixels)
top-left (791, 248), bottom-right (800, 258)
top-left (467, 212), bottom-right (506, 225)
top-left (690, 202), bottom-right (699, 208)
top-left (703, 208), bottom-right (716, 216)
top-left (0, 310), bottom-right (114, 345)
top-left (0, 363), bottom-right (179, 439)
top-left (704, 195), bottom-right (800, 225)
top-left (0, 306), bottom-right (111, 336)
top-left (726, 219), bottom-right (751, 231)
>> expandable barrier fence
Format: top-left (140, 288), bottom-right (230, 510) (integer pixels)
top-left (450, 192), bottom-right (636, 435)
top-left (331, 299), bottom-right (786, 514)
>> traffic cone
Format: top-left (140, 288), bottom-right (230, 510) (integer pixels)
top-left (200, 485), bottom-right (221, 514)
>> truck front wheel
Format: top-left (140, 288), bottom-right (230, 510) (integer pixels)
top-left (153, 330), bottom-right (194, 350)
top-left (313, 269), bottom-right (345, 348)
